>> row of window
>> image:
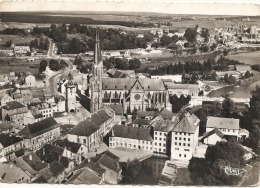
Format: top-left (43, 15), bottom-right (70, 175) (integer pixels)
top-left (154, 148), bottom-right (166, 153)
top-left (154, 143), bottom-right (166, 147)
top-left (175, 142), bottom-right (190, 147)
top-left (110, 138), bottom-right (151, 145)
top-left (175, 148), bottom-right (190, 151)
top-left (155, 132), bottom-right (167, 136)
top-left (110, 143), bottom-right (152, 150)
top-left (175, 137), bottom-right (191, 141)
top-left (172, 132), bottom-right (191, 136)
top-left (154, 137), bottom-right (166, 141)
top-left (220, 128), bottom-right (236, 133)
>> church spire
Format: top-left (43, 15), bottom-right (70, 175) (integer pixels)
top-left (94, 28), bottom-right (101, 66)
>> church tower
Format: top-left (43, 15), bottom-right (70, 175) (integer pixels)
top-left (65, 79), bottom-right (77, 113)
top-left (91, 29), bottom-right (103, 113)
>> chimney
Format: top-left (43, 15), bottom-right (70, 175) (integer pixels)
top-left (29, 154), bottom-right (32, 161)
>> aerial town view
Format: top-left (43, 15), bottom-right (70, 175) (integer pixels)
top-left (0, 1), bottom-right (259, 186)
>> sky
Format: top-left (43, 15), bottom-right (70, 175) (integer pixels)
top-left (0, 0), bottom-right (260, 16)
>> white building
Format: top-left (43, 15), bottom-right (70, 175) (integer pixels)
top-left (206, 116), bottom-right (240, 140)
top-left (170, 113), bottom-right (200, 161)
top-left (202, 128), bottom-right (225, 145)
top-left (24, 74), bottom-right (36, 87)
top-left (151, 75), bottom-right (182, 83)
top-left (109, 125), bottom-right (153, 152)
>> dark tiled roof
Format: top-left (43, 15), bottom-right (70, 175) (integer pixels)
top-left (22, 152), bottom-right (47, 172)
top-left (2, 101), bottom-right (26, 110)
top-left (112, 70), bottom-right (127, 78)
top-left (203, 128), bottom-right (224, 139)
top-left (0, 134), bottom-right (23, 147)
top-left (36, 144), bottom-right (64, 164)
top-left (137, 111), bottom-right (159, 118)
top-left (107, 104), bottom-right (123, 115)
top-left (76, 160), bottom-right (105, 176)
top-left (112, 125), bottom-right (153, 141)
top-left (0, 122), bottom-right (12, 132)
top-left (49, 161), bottom-right (65, 177)
top-left (152, 120), bottom-right (177, 132)
top-left (53, 140), bottom-right (82, 154)
top-left (19, 117), bottom-right (59, 138)
top-left (159, 108), bottom-right (175, 121)
top-left (97, 154), bottom-right (121, 173)
top-left (32, 176), bottom-right (48, 183)
top-left (133, 118), bottom-right (151, 125)
top-left (67, 168), bottom-right (102, 184)
top-left (67, 118), bottom-right (99, 137)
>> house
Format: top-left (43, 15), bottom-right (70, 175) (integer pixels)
top-left (106, 104), bottom-right (124, 123)
top-left (170, 113), bottom-right (200, 161)
top-left (53, 140), bottom-right (88, 164)
top-left (206, 116), bottom-right (240, 140)
top-left (0, 91), bottom-right (14, 107)
top-left (158, 108), bottom-right (175, 121)
top-left (0, 122), bottom-right (13, 134)
top-left (132, 118), bottom-right (151, 128)
top-left (164, 82), bottom-right (200, 97)
top-left (0, 163), bottom-right (31, 183)
top-left (18, 117), bottom-right (60, 150)
top-left (136, 111), bottom-right (159, 120)
top-left (201, 128), bottom-right (225, 145)
top-left (93, 150), bottom-right (122, 184)
top-left (151, 75), bottom-right (182, 83)
top-left (109, 125), bottom-right (153, 152)
top-left (66, 164), bottom-right (104, 185)
top-left (2, 101), bottom-right (28, 125)
top-left (13, 46), bottom-right (30, 56)
top-left (36, 144), bottom-right (75, 178)
top-left (215, 71), bottom-right (240, 80)
top-left (9, 88), bottom-right (33, 104)
top-left (151, 118), bottom-right (178, 154)
top-left (24, 74), bottom-right (36, 87)
top-left (14, 152), bottom-right (48, 177)
top-left (24, 108), bottom-right (44, 125)
top-left (0, 133), bottom-right (24, 161)
top-left (67, 107), bottom-right (115, 150)
top-left (47, 161), bottom-right (66, 183)
top-left (235, 65), bottom-right (252, 74)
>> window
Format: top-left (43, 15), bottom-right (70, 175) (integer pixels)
top-left (188, 138), bottom-right (190, 141)
top-left (179, 143), bottom-right (181, 146)
top-left (184, 154), bottom-right (186, 158)
top-left (175, 148), bottom-right (179, 150)
top-left (163, 144), bottom-right (166, 147)
top-left (159, 148), bottom-right (161, 152)
top-left (184, 149), bottom-right (190, 151)
top-left (155, 132), bottom-right (157, 135)
top-left (179, 154), bottom-right (181, 157)
top-left (160, 133), bottom-right (162, 136)
top-left (164, 138), bottom-right (166, 141)
top-left (184, 133), bottom-right (186, 136)
top-left (188, 144), bottom-right (190, 147)
top-left (179, 137), bottom-right (182, 140)
top-left (83, 139), bottom-right (86, 144)
top-left (163, 149), bottom-right (166, 152)
top-left (175, 137), bottom-right (177, 140)
top-left (155, 143), bottom-right (157, 146)
top-left (159, 143), bottom-right (161, 146)
top-left (233, 130), bottom-right (235, 132)
top-left (175, 142), bottom-right (177, 145)
top-left (164, 133), bottom-right (167, 136)
top-left (159, 138), bottom-right (162, 141)
top-left (155, 137), bottom-right (157, 140)
top-left (183, 143), bottom-right (186, 146)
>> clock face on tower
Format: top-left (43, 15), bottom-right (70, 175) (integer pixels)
top-left (134, 94), bottom-right (141, 100)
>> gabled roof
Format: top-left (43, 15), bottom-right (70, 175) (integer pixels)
top-left (206, 116), bottom-right (239, 130)
top-left (172, 114), bottom-right (199, 134)
top-left (133, 118), bottom-right (151, 125)
top-left (67, 118), bottom-right (99, 137)
top-left (107, 104), bottom-right (123, 115)
top-left (165, 83), bottom-right (200, 90)
top-left (97, 154), bottom-right (121, 173)
top-left (112, 125), bottom-right (153, 141)
top-left (53, 140), bottom-right (82, 154)
top-left (36, 144), bottom-right (64, 164)
top-left (0, 134), bottom-right (23, 147)
top-left (2, 101), bottom-right (26, 110)
top-left (49, 161), bottom-right (65, 177)
top-left (203, 128), bottom-right (224, 139)
top-left (152, 119), bottom-right (178, 132)
top-left (159, 108), bottom-right (175, 121)
top-left (18, 117), bottom-right (59, 139)
top-left (32, 176), bottom-right (48, 183)
top-left (75, 160), bottom-right (106, 176)
top-left (0, 122), bottom-right (12, 132)
top-left (137, 111), bottom-right (159, 118)
top-left (67, 168), bottom-right (102, 184)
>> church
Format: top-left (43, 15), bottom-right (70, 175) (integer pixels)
top-left (90, 29), bottom-right (172, 113)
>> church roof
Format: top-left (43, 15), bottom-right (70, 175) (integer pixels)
top-left (102, 78), bottom-right (166, 91)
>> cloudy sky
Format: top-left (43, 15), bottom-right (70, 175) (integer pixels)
top-left (0, 0), bottom-right (259, 16)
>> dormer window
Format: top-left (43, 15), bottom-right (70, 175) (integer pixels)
top-left (115, 85), bottom-right (117, 89)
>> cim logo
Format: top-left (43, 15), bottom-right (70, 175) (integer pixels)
top-left (221, 165), bottom-right (246, 176)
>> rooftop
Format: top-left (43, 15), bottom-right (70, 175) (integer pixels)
top-left (0, 134), bottom-right (23, 148)
top-left (172, 113), bottom-right (199, 134)
top-left (2, 101), bottom-right (26, 110)
top-left (53, 140), bottom-right (82, 154)
top-left (206, 116), bottom-right (240, 130)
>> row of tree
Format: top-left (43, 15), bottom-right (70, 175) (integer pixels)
top-left (39, 59), bottom-right (68, 72)
top-left (104, 57), bottom-right (142, 70)
top-left (29, 37), bottom-right (50, 51)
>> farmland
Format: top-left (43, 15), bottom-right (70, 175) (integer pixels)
top-left (0, 35), bottom-right (36, 46)
top-left (227, 51), bottom-right (260, 65)
top-left (0, 58), bottom-right (40, 74)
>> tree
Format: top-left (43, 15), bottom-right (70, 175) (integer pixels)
top-left (222, 95), bottom-right (235, 117)
top-left (189, 140), bottom-right (246, 186)
top-left (39, 59), bottom-right (48, 72)
top-left (129, 58), bottom-right (141, 70)
top-left (244, 70), bottom-right (251, 79)
top-left (121, 159), bottom-right (142, 184)
top-left (49, 59), bottom-right (61, 71)
top-left (5, 114), bottom-right (10, 122)
top-left (249, 85), bottom-right (260, 120)
top-left (184, 27), bottom-right (197, 43)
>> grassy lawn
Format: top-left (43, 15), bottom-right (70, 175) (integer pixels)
top-left (227, 51), bottom-right (260, 65)
top-left (0, 58), bottom-right (40, 74)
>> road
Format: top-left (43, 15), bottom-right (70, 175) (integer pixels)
top-left (45, 40), bottom-right (75, 94)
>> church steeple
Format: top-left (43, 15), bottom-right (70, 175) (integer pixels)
top-left (91, 28), bottom-right (103, 113)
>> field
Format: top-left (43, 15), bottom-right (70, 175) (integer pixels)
top-left (0, 21), bottom-right (51, 29)
top-left (0, 35), bottom-right (36, 45)
top-left (227, 51), bottom-right (260, 65)
top-left (0, 58), bottom-right (40, 74)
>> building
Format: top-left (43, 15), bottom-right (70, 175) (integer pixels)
top-left (18, 117), bottom-right (60, 150)
top-left (235, 65), bottom-right (252, 74)
top-left (106, 104), bottom-right (124, 123)
top-left (136, 111), bottom-right (159, 120)
top-left (67, 107), bottom-right (115, 150)
top-left (90, 30), bottom-right (172, 113)
top-left (201, 128), bottom-right (225, 145)
top-left (170, 113), bottom-right (200, 161)
top-left (24, 108), bottom-right (44, 125)
top-left (206, 116), bottom-right (240, 140)
top-left (132, 118), bottom-right (151, 128)
top-left (109, 125), bottom-right (153, 152)
top-left (0, 163), bottom-right (31, 183)
top-left (65, 79), bottom-right (78, 113)
top-left (164, 82), bottom-right (200, 97)
top-left (93, 150), bottom-right (122, 184)
top-left (0, 122), bottom-right (13, 134)
top-left (0, 134), bottom-right (24, 161)
top-left (2, 101), bottom-right (28, 125)
top-left (151, 75), bottom-right (182, 83)
top-left (0, 91), bottom-right (14, 107)
top-left (151, 119), bottom-right (178, 154)
top-left (13, 46), bottom-right (30, 56)
top-left (24, 74), bottom-right (36, 87)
